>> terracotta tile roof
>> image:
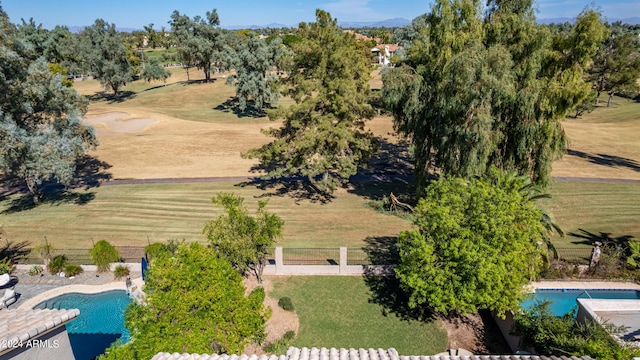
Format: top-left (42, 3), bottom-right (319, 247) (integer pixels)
top-left (152, 354), bottom-right (285, 360)
top-left (375, 44), bottom-right (400, 53)
top-left (152, 347), bottom-right (595, 360)
top-left (343, 30), bottom-right (380, 43)
top-left (0, 308), bottom-right (79, 352)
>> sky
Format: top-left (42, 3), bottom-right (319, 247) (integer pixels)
top-left (2, 0), bottom-right (639, 29)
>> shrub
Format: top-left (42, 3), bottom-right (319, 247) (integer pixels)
top-left (278, 297), bottom-right (295, 311)
top-left (0, 258), bottom-right (14, 274)
top-left (90, 240), bottom-right (121, 272)
top-left (263, 331), bottom-right (296, 354)
top-left (145, 240), bottom-right (181, 262)
top-left (114, 264), bottom-right (130, 280)
top-left (48, 254), bottom-right (67, 274)
top-left (32, 241), bottom-right (55, 265)
top-left (64, 264), bottom-right (83, 277)
top-left (145, 242), bottom-right (165, 261)
top-left (0, 239), bottom-right (30, 264)
top-left (512, 300), bottom-right (640, 358)
top-left (539, 259), bottom-right (579, 279)
top-left (28, 265), bottom-right (43, 276)
top-left (588, 245), bottom-right (627, 279)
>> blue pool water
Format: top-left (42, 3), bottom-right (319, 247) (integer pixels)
top-left (34, 290), bottom-right (131, 360)
top-left (521, 289), bottom-right (640, 316)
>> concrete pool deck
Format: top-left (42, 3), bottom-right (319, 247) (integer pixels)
top-left (17, 276), bottom-right (145, 310)
top-left (3, 267), bottom-right (144, 310)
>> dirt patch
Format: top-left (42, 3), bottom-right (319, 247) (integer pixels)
top-left (243, 276), bottom-right (299, 355)
top-left (439, 311), bottom-right (511, 355)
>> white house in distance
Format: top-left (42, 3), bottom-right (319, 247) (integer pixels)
top-left (343, 30), bottom-right (401, 66)
top-left (371, 44), bottom-right (400, 66)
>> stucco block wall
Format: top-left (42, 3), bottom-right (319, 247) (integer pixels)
top-left (0, 326), bottom-right (75, 360)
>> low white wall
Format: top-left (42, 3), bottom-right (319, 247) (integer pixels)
top-left (0, 325), bottom-right (75, 360)
top-left (262, 264), bottom-right (393, 276)
top-left (15, 263), bottom-right (140, 272)
top-left (492, 311), bottom-right (522, 353)
top-left (16, 248), bottom-right (394, 276)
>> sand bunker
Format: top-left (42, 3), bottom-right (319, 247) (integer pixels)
top-left (84, 112), bottom-right (157, 133)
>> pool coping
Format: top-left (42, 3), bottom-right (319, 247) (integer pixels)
top-left (528, 280), bottom-right (640, 292)
top-left (18, 277), bottom-right (144, 310)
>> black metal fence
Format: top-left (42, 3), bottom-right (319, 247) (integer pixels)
top-left (17, 246), bottom-right (146, 265)
top-left (15, 246), bottom-right (595, 267)
top-left (281, 248), bottom-right (386, 266)
top-left (282, 248), bottom-right (341, 265)
top-left (555, 247), bottom-right (593, 265)
top-left (347, 248), bottom-right (371, 265)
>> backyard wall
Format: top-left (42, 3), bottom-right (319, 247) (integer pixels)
top-left (0, 325), bottom-right (75, 360)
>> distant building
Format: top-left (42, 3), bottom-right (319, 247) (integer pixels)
top-left (372, 44), bottom-right (400, 66)
top-left (343, 30), bottom-right (401, 66)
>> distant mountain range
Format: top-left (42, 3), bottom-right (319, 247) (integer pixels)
top-left (538, 17), bottom-right (640, 25)
top-left (67, 16), bottom-right (640, 33)
top-left (224, 18), bottom-right (412, 30)
top-left (226, 16), bottom-right (640, 29)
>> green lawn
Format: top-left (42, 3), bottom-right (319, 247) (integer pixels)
top-left (578, 96), bottom-right (640, 124)
top-left (82, 67), bottom-right (295, 124)
top-left (269, 276), bottom-right (447, 355)
top-left (143, 48), bottom-right (178, 64)
top-left (0, 182), bottom-right (410, 249)
top-left (2, 179), bottom-right (638, 253)
top-left (542, 180), bottom-right (640, 248)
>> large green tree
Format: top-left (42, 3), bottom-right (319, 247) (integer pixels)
top-left (169, 9), bottom-right (229, 82)
top-left (142, 57), bottom-right (171, 85)
top-left (203, 193), bottom-right (283, 281)
top-left (143, 23), bottom-right (158, 49)
top-left (588, 31), bottom-right (640, 106)
top-left (226, 34), bottom-right (290, 113)
top-left (16, 17), bottom-right (47, 55)
top-left (244, 10), bottom-right (377, 193)
top-left (383, 0), bottom-right (608, 195)
top-left (395, 169), bottom-right (547, 317)
top-left (0, 6), bottom-right (97, 203)
top-left (101, 242), bottom-right (268, 359)
top-left (79, 19), bottom-right (134, 97)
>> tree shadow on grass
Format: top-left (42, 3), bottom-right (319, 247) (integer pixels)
top-left (85, 91), bottom-right (137, 103)
top-left (568, 228), bottom-right (635, 247)
top-left (0, 240), bottom-right (31, 265)
top-left (567, 149), bottom-right (640, 172)
top-left (0, 156), bottom-right (108, 214)
top-left (214, 97), bottom-right (269, 118)
top-left (235, 178), bottom-right (335, 204)
top-left (349, 137), bottom-right (416, 208)
top-left (140, 83), bottom-right (169, 92)
top-left (238, 137), bottom-right (415, 204)
top-left (362, 236), bottom-right (437, 322)
top-left (363, 235), bottom-right (400, 265)
top-left (2, 190), bottom-right (96, 214)
top-left (73, 155), bottom-right (113, 189)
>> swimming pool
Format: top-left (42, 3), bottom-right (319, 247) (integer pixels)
top-left (521, 289), bottom-right (640, 316)
top-left (34, 290), bottom-right (131, 360)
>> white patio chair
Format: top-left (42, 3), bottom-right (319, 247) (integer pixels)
top-left (0, 288), bottom-right (16, 309)
top-left (0, 273), bottom-right (10, 287)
